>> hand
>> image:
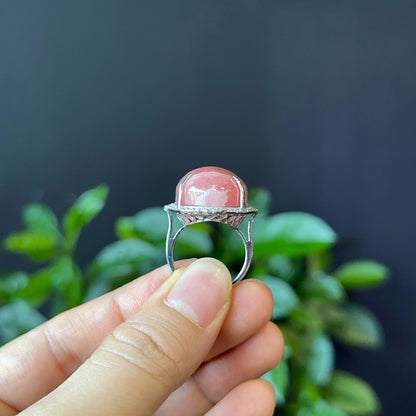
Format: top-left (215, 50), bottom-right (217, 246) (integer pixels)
top-left (0, 258), bottom-right (284, 416)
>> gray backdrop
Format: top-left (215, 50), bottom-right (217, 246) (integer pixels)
top-left (1, 1), bottom-right (415, 414)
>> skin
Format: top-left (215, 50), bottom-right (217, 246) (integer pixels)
top-left (0, 258), bottom-right (284, 416)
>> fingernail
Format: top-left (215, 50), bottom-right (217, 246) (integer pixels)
top-left (165, 258), bottom-right (231, 327)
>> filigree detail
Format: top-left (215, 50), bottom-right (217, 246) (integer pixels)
top-left (177, 212), bottom-right (245, 228)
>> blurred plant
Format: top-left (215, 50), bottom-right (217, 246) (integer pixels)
top-left (0, 186), bottom-right (388, 416)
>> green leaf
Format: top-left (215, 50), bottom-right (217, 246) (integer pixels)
top-left (0, 270), bottom-right (52, 307)
top-left (94, 239), bottom-right (160, 269)
top-left (298, 376), bottom-right (322, 405)
top-left (312, 401), bottom-right (348, 416)
top-left (334, 261), bottom-right (389, 290)
top-left (283, 344), bottom-right (293, 359)
top-left (49, 258), bottom-right (84, 307)
top-left (290, 305), bottom-right (324, 331)
top-left (279, 325), bottom-right (308, 365)
top-left (299, 272), bottom-right (345, 303)
top-left (267, 255), bottom-right (303, 283)
top-left (297, 401), bottom-right (348, 416)
top-left (49, 258), bottom-right (74, 290)
top-left (328, 304), bottom-right (384, 349)
top-left (63, 184), bottom-right (108, 249)
top-left (325, 371), bottom-right (380, 415)
top-left (115, 217), bottom-right (138, 239)
top-left (216, 222), bottom-right (244, 265)
top-left (84, 279), bottom-right (112, 302)
top-left (116, 207), bottom-right (213, 257)
top-left (23, 203), bottom-right (59, 237)
top-left (254, 213), bottom-right (337, 257)
top-left (116, 207), bottom-right (167, 243)
top-left (175, 224), bottom-right (213, 257)
top-left (262, 360), bottom-right (289, 405)
top-left (307, 334), bottom-right (334, 386)
top-left (65, 264), bottom-right (83, 307)
top-left (248, 188), bottom-right (272, 215)
top-left (280, 328), bottom-right (329, 389)
top-left (3, 231), bottom-right (57, 261)
top-left (307, 251), bottom-right (333, 273)
top-left (88, 239), bottom-right (160, 286)
top-left (256, 275), bottom-right (300, 319)
top-left (16, 269), bottom-right (52, 307)
top-left (0, 272), bottom-right (29, 303)
top-left (0, 301), bottom-right (46, 345)
top-left (247, 263), bottom-right (269, 279)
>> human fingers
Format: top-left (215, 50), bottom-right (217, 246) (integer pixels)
top-left (0, 259), bottom-right (193, 411)
top-left (0, 400), bottom-right (17, 416)
top-left (21, 258), bottom-right (232, 416)
top-left (205, 379), bottom-right (276, 416)
top-left (155, 322), bottom-right (283, 415)
top-left (0, 261), bottom-right (271, 411)
top-left (205, 279), bottom-right (273, 361)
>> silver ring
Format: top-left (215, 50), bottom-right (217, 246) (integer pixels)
top-left (164, 167), bottom-right (258, 284)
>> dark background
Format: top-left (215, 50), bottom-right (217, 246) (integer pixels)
top-left (0, 1), bottom-right (415, 414)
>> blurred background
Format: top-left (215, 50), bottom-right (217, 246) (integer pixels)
top-left (0, 1), bottom-right (415, 414)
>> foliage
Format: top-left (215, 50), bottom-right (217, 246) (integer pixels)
top-left (0, 186), bottom-right (388, 415)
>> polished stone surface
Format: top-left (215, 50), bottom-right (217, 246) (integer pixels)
top-left (176, 166), bottom-right (247, 208)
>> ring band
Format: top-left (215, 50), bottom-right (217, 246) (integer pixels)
top-left (164, 167), bottom-right (258, 284)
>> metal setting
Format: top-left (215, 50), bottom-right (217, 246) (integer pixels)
top-left (164, 204), bottom-right (258, 284)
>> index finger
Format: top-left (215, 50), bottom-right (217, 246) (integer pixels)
top-left (0, 260), bottom-right (192, 411)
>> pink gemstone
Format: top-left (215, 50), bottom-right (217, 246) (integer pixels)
top-left (176, 166), bottom-right (248, 208)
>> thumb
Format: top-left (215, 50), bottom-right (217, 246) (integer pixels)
top-left (23, 258), bottom-right (232, 416)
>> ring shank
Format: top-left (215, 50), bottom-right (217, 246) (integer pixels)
top-left (165, 211), bottom-right (255, 284)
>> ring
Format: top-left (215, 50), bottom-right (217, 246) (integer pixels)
top-left (164, 166), bottom-right (258, 284)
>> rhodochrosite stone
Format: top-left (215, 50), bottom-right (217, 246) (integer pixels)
top-left (176, 167), bottom-right (248, 208)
